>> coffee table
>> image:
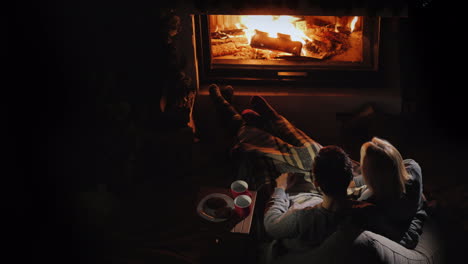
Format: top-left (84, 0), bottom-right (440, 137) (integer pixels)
top-left (197, 186), bottom-right (257, 234)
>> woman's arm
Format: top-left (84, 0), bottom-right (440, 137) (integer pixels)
top-left (399, 208), bottom-right (428, 249)
top-left (351, 175), bottom-right (366, 188)
top-left (400, 159), bottom-right (427, 248)
top-left (347, 157), bottom-right (367, 190)
top-left (402, 159), bottom-right (424, 216)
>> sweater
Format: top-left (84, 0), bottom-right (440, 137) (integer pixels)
top-left (264, 188), bottom-right (375, 256)
top-left (354, 159), bottom-right (427, 249)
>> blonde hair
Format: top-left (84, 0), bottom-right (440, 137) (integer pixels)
top-left (360, 137), bottom-right (410, 200)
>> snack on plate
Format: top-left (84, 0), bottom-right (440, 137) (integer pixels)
top-left (205, 197), bottom-right (228, 210)
top-left (204, 197), bottom-right (233, 219)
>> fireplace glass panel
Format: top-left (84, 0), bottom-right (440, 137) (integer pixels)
top-left (207, 15), bottom-right (378, 69)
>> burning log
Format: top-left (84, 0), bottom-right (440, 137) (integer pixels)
top-left (250, 30), bottom-right (302, 56)
top-left (304, 27), bottom-right (351, 59)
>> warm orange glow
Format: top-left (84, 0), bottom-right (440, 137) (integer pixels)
top-left (350, 16), bottom-right (359, 32)
top-left (239, 15), bottom-right (311, 45)
top-left (209, 15), bottom-right (365, 61)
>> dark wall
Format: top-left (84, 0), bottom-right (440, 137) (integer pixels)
top-left (400, 2), bottom-right (463, 143)
top-left (9, 2), bottom-right (178, 263)
top-left (11, 2), bottom-right (167, 184)
top-left (400, 5), bottom-right (468, 262)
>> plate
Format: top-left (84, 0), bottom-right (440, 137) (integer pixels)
top-left (197, 193), bottom-right (234, 222)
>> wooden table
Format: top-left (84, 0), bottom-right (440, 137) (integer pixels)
top-left (197, 186), bottom-right (257, 234)
top-left (147, 185), bottom-right (259, 263)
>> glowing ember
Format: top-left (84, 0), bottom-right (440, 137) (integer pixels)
top-left (209, 15), bottom-right (364, 62)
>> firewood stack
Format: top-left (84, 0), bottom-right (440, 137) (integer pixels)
top-left (304, 26), bottom-right (351, 59)
top-left (210, 30), bottom-right (249, 57)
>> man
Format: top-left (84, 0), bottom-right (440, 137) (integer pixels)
top-left (264, 146), bottom-right (374, 258)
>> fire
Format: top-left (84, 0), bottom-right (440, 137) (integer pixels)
top-left (239, 15), bottom-right (311, 45)
top-left (210, 15), bottom-right (364, 60)
top-left (350, 16), bottom-right (359, 33)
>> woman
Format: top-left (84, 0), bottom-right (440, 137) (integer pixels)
top-left (353, 137), bottom-right (427, 249)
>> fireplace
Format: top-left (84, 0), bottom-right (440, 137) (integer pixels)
top-left (193, 14), bottom-right (393, 87)
top-left (180, 2), bottom-right (406, 146)
top-left (210, 15), bottom-right (375, 63)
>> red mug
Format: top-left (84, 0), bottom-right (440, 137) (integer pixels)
top-left (234, 194), bottom-right (252, 218)
top-left (230, 180), bottom-right (251, 198)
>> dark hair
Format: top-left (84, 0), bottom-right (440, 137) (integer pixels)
top-left (313, 146), bottom-right (353, 197)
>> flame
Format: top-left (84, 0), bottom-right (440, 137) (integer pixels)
top-left (350, 16), bottom-right (359, 32)
top-left (239, 15), bottom-right (311, 45)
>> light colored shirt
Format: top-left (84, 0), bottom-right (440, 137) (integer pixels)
top-left (264, 188), bottom-right (373, 254)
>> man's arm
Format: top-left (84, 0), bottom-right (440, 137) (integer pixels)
top-left (263, 187), bottom-right (300, 239)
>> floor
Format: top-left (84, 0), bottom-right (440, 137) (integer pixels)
top-left (59, 102), bottom-right (468, 263)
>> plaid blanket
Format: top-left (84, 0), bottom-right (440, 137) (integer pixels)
top-left (232, 114), bottom-right (322, 188)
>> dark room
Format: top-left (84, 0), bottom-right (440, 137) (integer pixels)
top-left (7, 0), bottom-right (467, 263)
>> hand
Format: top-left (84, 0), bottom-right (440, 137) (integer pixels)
top-left (351, 159), bottom-right (361, 176)
top-left (348, 180), bottom-right (356, 189)
top-left (275, 172), bottom-right (297, 190)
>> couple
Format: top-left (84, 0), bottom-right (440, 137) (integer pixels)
top-left (208, 84), bottom-right (427, 259)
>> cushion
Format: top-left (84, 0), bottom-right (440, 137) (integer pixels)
top-left (352, 217), bottom-right (445, 264)
top-left (265, 217), bottom-right (444, 264)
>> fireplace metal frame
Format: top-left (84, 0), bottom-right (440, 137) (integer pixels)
top-left (194, 15), bottom-right (387, 87)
